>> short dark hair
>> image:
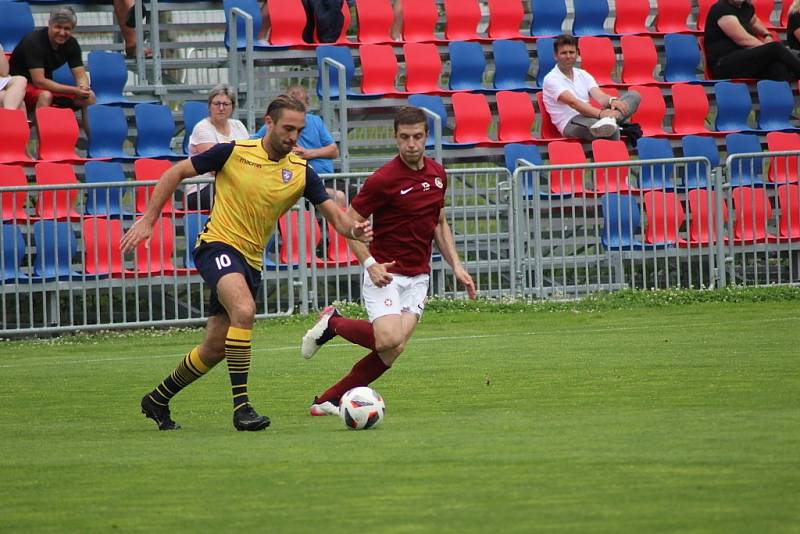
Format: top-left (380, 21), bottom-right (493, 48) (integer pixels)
top-left (265, 95), bottom-right (305, 122)
top-left (394, 106), bottom-right (428, 133)
top-left (553, 34), bottom-right (578, 53)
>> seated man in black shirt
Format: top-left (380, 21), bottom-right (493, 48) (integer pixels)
top-left (704, 0), bottom-right (800, 81)
top-left (9, 7), bottom-right (96, 133)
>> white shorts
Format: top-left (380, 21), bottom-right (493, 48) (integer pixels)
top-left (362, 272), bottom-right (430, 322)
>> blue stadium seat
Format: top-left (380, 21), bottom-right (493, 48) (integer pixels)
top-left (530, 0), bottom-right (566, 37)
top-left (51, 63), bottom-right (75, 87)
top-left (88, 51), bottom-right (155, 106)
top-left (32, 220), bottom-right (83, 281)
top-left (572, 0), bottom-right (611, 37)
top-left (0, 2), bottom-right (33, 50)
top-left (535, 37), bottom-right (556, 88)
top-left (600, 193), bottom-right (649, 250)
top-left (503, 143), bottom-right (544, 198)
top-left (663, 34), bottom-right (704, 84)
top-left (183, 212), bottom-right (209, 271)
top-left (448, 41), bottom-right (487, 91)
top-left (492, 40), bottom-right (535, 91)
top-left (87, 104), bottom-right (134, 160)
top-left (315, 45), bottom-right (356, 100)
top-left (84, 161), bottom-right (132, 218)
top-left (756, 80), bottom-right (799, 132)
top-left (407, 94), bottom-right (448, 148)
top-left (636, 138), bottom-right (676, 190)
top-left (681, 135), bottom-right (718, 189)
top-left (182, 101), bottom-right (208, 155)
top-left (714, 81), bottom-right (753, 132)
top-left (726, 133), bottom-right (766, 186)
top-left (1, 223), bottom-right (27, 282)
top-left (134, 103), bottom-right (181, 159)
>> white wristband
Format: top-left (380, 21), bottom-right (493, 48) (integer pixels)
top-left (363, 256), bottom-right (377, 269)
top-left (350, 225), bottom-right (357, 239)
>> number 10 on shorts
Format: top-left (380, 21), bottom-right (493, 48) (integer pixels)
top-left (215, 254), bottom-right (232, 270)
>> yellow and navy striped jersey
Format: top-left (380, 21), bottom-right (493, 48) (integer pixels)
top-left (190, 140), bottom-right (329, 269)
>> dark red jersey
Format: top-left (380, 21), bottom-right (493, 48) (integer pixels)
top-left (351, 155), bottom-right (447, 276)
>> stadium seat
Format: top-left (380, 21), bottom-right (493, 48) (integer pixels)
top-left (756, 80), bottom-right (799, 132)
top-left (34, 162), bottom-right (81, 221)
top-left (88, 51), bottom-right (154, 106)
top-left (780, 0), bottom-right (793, 26)
top-left (492, 39), bottom-right (535, 91)
top-left (530, 0), bottom-right (566, 37)
top-left (613, 0), bottom-right (651, 35)
top-left (84, 161), bottom-right (132, 218)
top-left (535, 91), bottom-right (567, 140)
top-left (776, 184), bottom-right (800, 240)
top-left (654, 0), bottom-right (694, 34)
top-left (359, 44), bottom-right (402, 95)
top-left (681, 135), bottom-right (719, 189)
top-left (1, 223), bottom-right (28, 282)
top-left (731, 186), bottom-right (777, 243)
top-left (82, 217), bottom-right (129, 276)
top-left (134, 158), bottom-right (184, 216)
top-left (591, 139), bottom-right (632, 194)
top-left (496, 90), bottom-right (537, 143)
top-left (355, 0), bottom-right (394, 44)
top-left (547, 141), bottom-right (590, 195)
top-left (671, 83), bottom-right (724, 136)
top-left (0, 1), bottom-right (33, 50)
top-left (315, 46), bottom-right (356, 99)
top-left (572, 0), bottom-right (610, 37)
top-left (35, 106), bottom-right (94, 163)
top-left (183, 212), bottom-right (209, 271)
top-left (503, 143), bottom-right (544, 198)
top-left (278, 211), bottom-right (325, 266)
top-left (325, 216), bottom-right (360, 265)
top-left (577, 37), bottom-right (618, 87)
top-left (714, 81), bottom-right (754, 132)
top-left (86, 104), bottom-right (134, 161)
top-left (643, 191), bottom-right (687, 246)
top-left (402, 0), bottom-right (440, 43)
top-left (51, 63), bottom-right (75, 87)
top-left (686, 189), bottom-right (728, 246)
top-left (696, 0), bottom-right (716, 31)
top-left (620, 35), bottom-right (662, 86)
top-left (443, 0), bottom-right (483, 41)
top-left (629, 85), bottom-right (675, 138)
top-left (32, 220), bottom-right (83, 280)
top-left (267, 0), bottom-right (308, 46)
top-left (535, 37), bottom-right (557, 88)
top-left (726, 133), bottom-right (766, 186)
top-left (451, 92), bottom-right (495, 144)
top-left (134, 104), bottom-right (181, 159)
top-left (182, 101), bottom-right (208, 155)
top-left (0, 164), bottom-right (30, 222)
top-left (407, 94), bottom-right (449, 147)
top-left (0, 109), bottom-right (33, 165)
top-left (133, 217), bottom-right (178, 276)
top-left (766, 131), bottom-right (800, 184)
top-left (600, 193), bottom-right (648, 250)
top-left (487, 0), bottom-right (527, 40)
top-left (754, 0), bottom-right (778, 30)
top-left (223, 0), bottom-right (286, 50)
top-left (448, 41), bottom-right (487, 91)
top-left (663, 33), bottom-right (704, 83)
top-left (636, 137), bottom-right (676, 190)
top-left (403, 43), bottom-right (445, 93)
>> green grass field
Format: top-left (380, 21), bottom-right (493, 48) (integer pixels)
top-left (1, 295), bottom-right (799, 533)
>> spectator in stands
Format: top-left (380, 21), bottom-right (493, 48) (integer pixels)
top-left (185, 84), bottom-right (250, 212)
top-left (704, 0), bottom-right (800, 80)
top-left (0, 45), bottom-right (27, 112)
top-left (785, 0), bottom-right (800, 54)
top-left (254, 85), bottom-right (346, 207)
top-left (390, 0), bottom-right (403, 41)
top-left (542, 34), bottom-right (640, 142)
top-left (258, 0), bottom-right (271, 41)
top-left (301, 0), bottom-right (346, 43)
top-left (9, 7), bottom-right (96, 134)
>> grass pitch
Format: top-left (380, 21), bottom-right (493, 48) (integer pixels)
top-left (1, 298), bottom-right (799, 533)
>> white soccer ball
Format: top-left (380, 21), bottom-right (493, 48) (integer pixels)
top-left (339, 386), bottom-right (385, 430)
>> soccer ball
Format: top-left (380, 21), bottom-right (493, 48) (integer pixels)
top-left (339, 387), bottom-right (385, 430)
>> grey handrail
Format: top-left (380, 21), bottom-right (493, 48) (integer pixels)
top-left (320, 57), bottom-right (349, 173)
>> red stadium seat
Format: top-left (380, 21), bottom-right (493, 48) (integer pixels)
top-left (34, 162), bottom-right (81, 221)
top-left (403, 43), bottom-right (444, 93)
top-left (546, 141), bottom-right (591, 195)
top-left (402, 0), bottom-right (440, 42)
top-left (591, 139), bottom-right (632, 194)
top-left (643, 190), bottom-right (688, 245)
top-left (359, 44), bottom-right (401, 95)
top-left (577, 36), bottom-right (619, 87)
top-left (0, 109), bottom-right (34, 165)
top-left (731, 186), bottom-right (777, 244)
top-left (82, 217), bottom-right (131, 276)
top-left (671, 83), bottom-right (725, 136)
top-left (654, 0), bottom-right (694, 34)
top-left (267, 0), bottom-right (308, 46)
top-left (629, 85), bottom-right (680, 138)
top-left (496, 91), bottom-right (538, 143)
top-left (134, 158), bottom-right (186, 216)
top-left (487, 0), bottom-right (527, 40)
top-left (133, 216), bottom-right (178, 276)
top-left (278, 211), bottom-right (325, 266)
top-left (767, 132), bottom-right (800, 184)
top-left (686, 189), bottom-right (728, 246)
top-left (355, 0), bottom-right (394, 44)
top-left (451, 92), bottom-right (494, 144)
top-left (614, 0), bottom-right (651, 35)
top-left (777, 184), bottom-right (800, 241)
top-left (443, 0), bottom-right (483, 41)
top-left (36, 106), bottom-right (96, 163)
top-left (620, 35), bottom-right (662, 85)
top-left (535, 92), bottom-right (567, 141)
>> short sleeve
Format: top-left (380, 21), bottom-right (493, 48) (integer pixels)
top-left (313, 115), bottom-right (335, 146)
top-left (303, 166), bottom-right (331, 205)
top-left (189, 119), bottom-right (218, 147)
top-left (190, 142), bottom-right (236, 176)
top-left (66, 39), bottom-right (83, 69)
top-left (350, 168), bottom-right (389, 219)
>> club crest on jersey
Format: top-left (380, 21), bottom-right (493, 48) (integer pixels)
top-left (422, 182), bottom-right (431, 191)
top-left (384, 298), bottom-right (393, 307)
top-left (281, 169), bottom-right (293, 183)
top-left (435, 177), bottom-right (443, 188)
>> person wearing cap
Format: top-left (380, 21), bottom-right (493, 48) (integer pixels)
top-left (9, 6), bottom-right (96, 134)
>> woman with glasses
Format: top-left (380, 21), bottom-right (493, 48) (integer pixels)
top-left (185, 84), bottom-right (249, 211)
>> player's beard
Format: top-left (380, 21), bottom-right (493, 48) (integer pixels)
top-left (269, 135), bottom-right (294, 159)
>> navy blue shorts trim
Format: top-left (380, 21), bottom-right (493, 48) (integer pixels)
top-left (193, 241), bottom-right (262, 316)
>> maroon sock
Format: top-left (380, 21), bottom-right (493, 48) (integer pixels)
top-left (330, 316), bottom-right (375, 350)
top-left (317, 351), bottom-right (389, 404)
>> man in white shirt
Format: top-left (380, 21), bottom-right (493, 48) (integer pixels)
top-left (542, 34), bottom-right (640, 142)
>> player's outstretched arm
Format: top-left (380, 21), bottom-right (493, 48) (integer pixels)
top-left (120, 159), bottom-right (199, 253)
top-left (316, 199), bottom-right (373, 243)
top-left (433, 208), bottom-right (476, 299)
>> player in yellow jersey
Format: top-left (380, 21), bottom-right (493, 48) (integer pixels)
top-left (121, 95), bottom-right (372, 431)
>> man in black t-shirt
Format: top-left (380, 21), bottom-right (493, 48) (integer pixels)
top-left (9, 7), bottom-right (96, 133)
top-left (704, 0), bottom-right (800, 80)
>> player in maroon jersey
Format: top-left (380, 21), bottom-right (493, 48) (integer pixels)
top-left (301, 106), bottom-right (477, 416)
